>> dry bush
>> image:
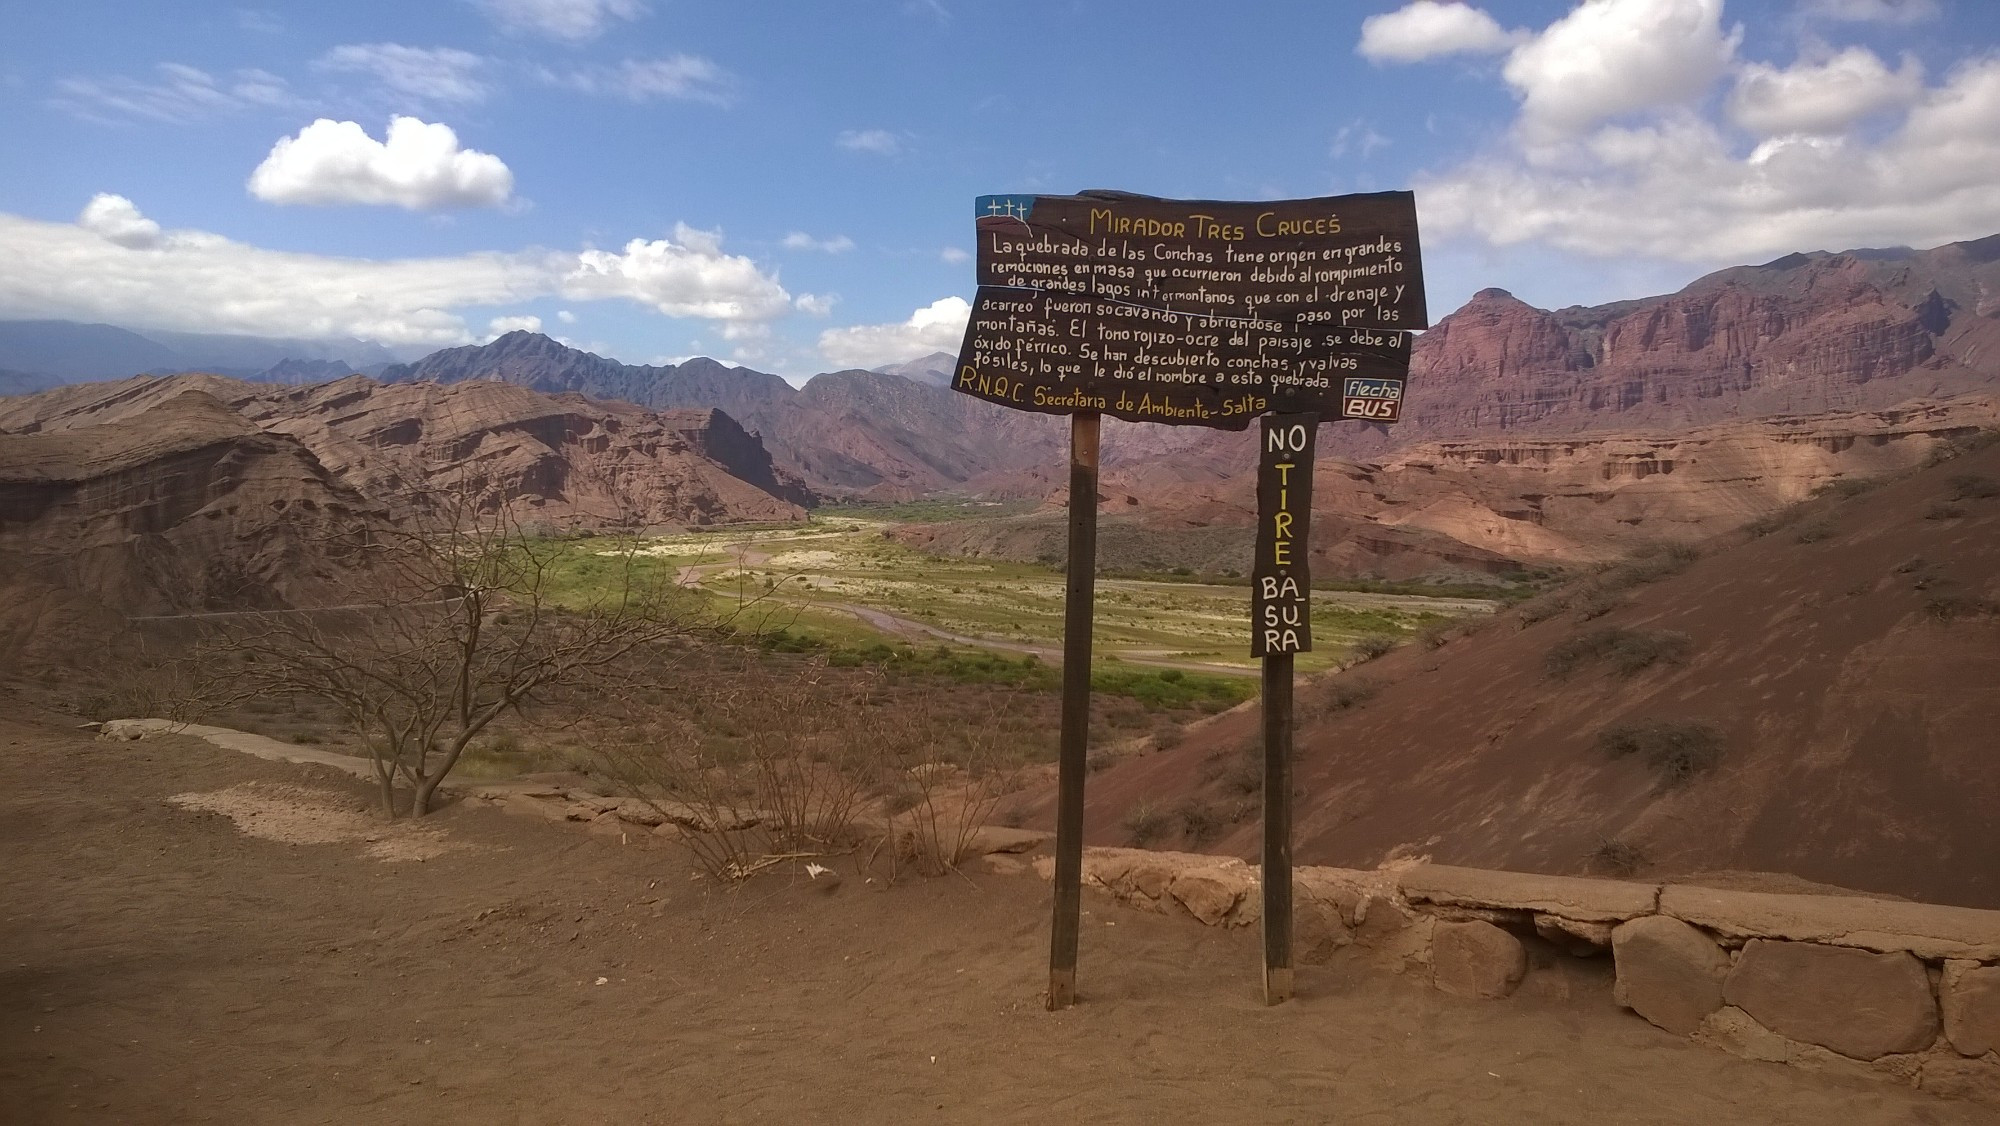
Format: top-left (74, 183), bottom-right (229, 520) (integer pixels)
top-left (1924, 502), bottom-right (1967, 521)
top-left (589, 661), bottom-right (882, 880)
top-left (1947, 474), bottom-right (1999, 501)
top-left (1172, 796), bottom-right (1225, 848)
top-left (1570, 588), bottom-right (1627, 622)
top-left (1122, 800), bottom-right (1170, 847)
top-left (1545, 627), bottom-right (1693, 680)
top-left (1348, 634), bottom-right (1399, 664)
top-left (1586, 837), bottom-right (1649, 877)
top-left (1299, 675), bottom-right (1375, 722)
top-left (1597, 719), bottom-right (1724, 788)
top-left (1793, 518), bottom-right (1838, 544)
top-left (187, 488), bottom-right (711, 818)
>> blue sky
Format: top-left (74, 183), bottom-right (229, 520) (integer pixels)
top-left (3, 0), bottom-right (1998, 381)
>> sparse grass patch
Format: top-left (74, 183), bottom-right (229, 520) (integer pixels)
top-left (1925, 592), bottom-right (2000, 622)
top-left (1571, 588), bottom-right (1627, 621)
top-left (1546, 627), bottom-right (1692, 679)
top-left (1947, 474), bottom-right (2000, 501)
top-left (1811, 476), bottom-right (1884, 499)
top-left (1349, 634), bottom-right (1399, 664)
top-left (1598, 720), bottom-right (1724, 788)
top-left (1744, 504), bottom-right (1810, 538)
top-left (1150, 723), bottom-right (1185, 751)
top-left (1516, 592), bottom-right (1572, 627)
top-left (1301, 676), bottom-right (1376, 722)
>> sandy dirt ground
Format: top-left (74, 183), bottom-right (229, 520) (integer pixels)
top-left (0, 712), bottom-right (1988, 1126)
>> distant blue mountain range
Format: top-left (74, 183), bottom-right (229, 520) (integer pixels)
top-left (0, 319), bottom-right (405, 394)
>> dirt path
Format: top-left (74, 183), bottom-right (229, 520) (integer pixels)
top-left (4, 709), bottom-right (1982, 1124)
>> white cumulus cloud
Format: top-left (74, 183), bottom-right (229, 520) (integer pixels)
top-left (77, 193), bottom-right (163, 249)
top-left (475, 0), bottom-right (645, 41)
top-left (836, 129), bottom-right (903, 156)
top-left (781, 232), bottom-right (855, 253)
top-left (316, 44), bottom-right (493, 105)
top-left (1419, 57), bottom-right (2000, 263)
top-left (939, 246), bottom-right (970, 265)
top-left (1729, 47), bottom-right (1923, 135)
top-left (794, 293), bottom-right (837, 316)
top-left (486, 315), bottom-right (543, 338)
top-left (247, 117), bottom-right (514, 210)
top-left (0, 198), bottom-right (797, 349)
top-left (1358, 2), bottom-right (1519, 63)
top-left (817, 296), bottom-right (969, 370)
top-left (1503, 0), bottom-right (1741, 145)
top-left (562, 223), bottom-right (792, 323)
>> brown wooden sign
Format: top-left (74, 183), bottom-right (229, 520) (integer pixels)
top-left (952, 190), bottom-right (1424, 428)
top-left (1253, 414), bottom-right (1316, 658)
top-left (949, 188), bottom-right (1424, 1011)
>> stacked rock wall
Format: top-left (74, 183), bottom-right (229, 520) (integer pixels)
top-left (1030, 849), bottom-right (2000, 1106)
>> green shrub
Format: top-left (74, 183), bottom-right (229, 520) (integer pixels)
top-left (1546, 627), bottom-right (1693, 679)
top-left (1598, 720), bottom-right (1724, 787)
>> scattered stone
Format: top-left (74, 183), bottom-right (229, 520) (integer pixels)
top-left (1169, 870), bottom-right (1246, 926)
top-left (1724, 939), bottom-right (1939, 1060)
top-left (1430, 920), bottom-right (1527, 1000)
top-left (1942, 961), bottom-right (2000, 1058)
top-left (1612, 915), bottom-right (1730, 1036)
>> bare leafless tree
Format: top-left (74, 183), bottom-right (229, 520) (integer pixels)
top-left (194, 487), bottom-right (709, 817)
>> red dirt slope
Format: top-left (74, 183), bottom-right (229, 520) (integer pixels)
top-left (1030, 433), bottom-right (2000, 908)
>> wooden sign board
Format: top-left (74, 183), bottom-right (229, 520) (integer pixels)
top-left (1253, 414), bottom-right (1316, 657)
top-left (952, 191), bottom-right (1426, 428)
top-left (949, 188), bottom-right (1425, 1011)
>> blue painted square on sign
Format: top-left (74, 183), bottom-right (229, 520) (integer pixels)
top-left (1342, 377), bottom-right (1403, 400)
top-left (976, 195), bottom-right (1038, 221)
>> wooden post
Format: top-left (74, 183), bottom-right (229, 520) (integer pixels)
top-left (1261, 653), bottom-right (1295, 1004)
top-left (1047, 411), bottom-right (1100, 1011)
top-left (1252, 412), bottom-right (1315, 1005)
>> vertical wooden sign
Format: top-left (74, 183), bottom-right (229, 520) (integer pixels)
top-left (1254, 413), bottom-right (1316, 1004)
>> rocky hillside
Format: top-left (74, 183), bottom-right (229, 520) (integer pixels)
top-left (382, 332), bottom-right (1063, 498)
top-left (906, 399), bottom-right (2000, 578)
top-left (0, 390), bottom-right (376, 663)
top-left (0, 375), bottom-right (812, 642)
top-left (1008, 430), bottom-right (2000, 908)
top-left (2, 373), bottom-right (811, 527)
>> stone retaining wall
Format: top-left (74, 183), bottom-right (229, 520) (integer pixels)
top-left (1029, 848), bottom-right (2000, 1106)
